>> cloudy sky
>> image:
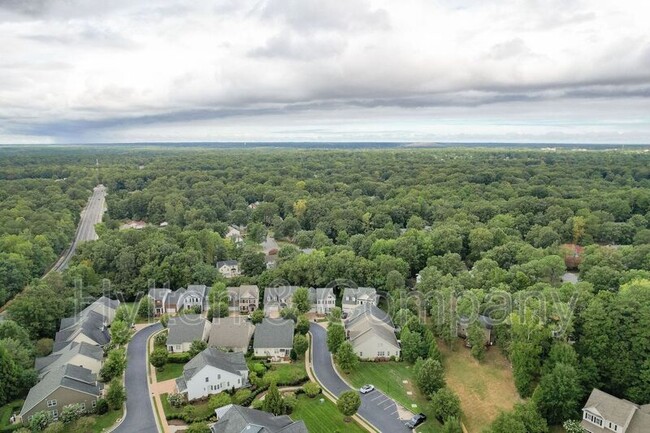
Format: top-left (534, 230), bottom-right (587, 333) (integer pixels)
top-left (1, 0), bottom-right (649, 144)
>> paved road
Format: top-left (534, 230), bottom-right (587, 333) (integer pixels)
top-left (51, 184), bottom-right (106, 272)
top-left (309, 323), bottom-right (412, 433)
top-left (113, 323), bottom-right (162, 433)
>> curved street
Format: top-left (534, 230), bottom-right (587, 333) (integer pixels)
top-left (309, 323), bottom-right (411, 433)
top-left (113, 323), bottom-right (162, 433)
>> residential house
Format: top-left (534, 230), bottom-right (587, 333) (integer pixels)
top-left (18, 364), bottom-right (103, 423)
top-left (581, 388), bottom-right (650, 433)
top-left (175, 348), bottom-right (248, 401)
top-left (148, 288), bottom-right (172, 316)
top-left (166, 315), bottom-right (211, 353)
top-left (314, 287), bottom-right (336, 315)
top-left (225, 226), bottom-right (244, 244)
top-left (344, 304), bottom-right (400, 360)
top-left (264, 286), bottom-right (299, 315)
top-left (164, 288), bottom-right (185, 315)
top-left (457, 315), bottom-right (495, 346)
top-left (54, 310), bottom-right (111, 352)
top-left (216, 260), bottom-right (241, 279)
top-left (208, 317), bottom-right (254, 352)
top-left (211, 404), bottom-right (308, 433)
top-left (227, 285), bottom-right (259, 314)
top-left (180, 284), bottom-right (209, 312)
top-left (342, 287), bottom-right (377, 314)
top-left (253, 318), bottom-right (294, 360)
top-left (58, 296), bottom-right (120, 332)
top-left (35, 342), bottom-right (104, 379)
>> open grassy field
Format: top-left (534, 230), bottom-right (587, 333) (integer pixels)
top-left (439, 340), bottom-right (522, 433)
top-left (156, 362), bottom-right (185, 382)
top-left (342, 362), bottom-right (443, 433)
top-left (291, 394), bottom-right (367, 433)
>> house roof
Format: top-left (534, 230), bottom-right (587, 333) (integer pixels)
top-left (342, 287), bottom-right (377, 305)
top-left (458, 315), bottom-right (494, 330)
top-left (186, 285), bottom-right (208, 297)
top-left (253, 319), bottom-right (294, 349)
top-left (315, 287), bottom-right (334, 301)
top-left (54, 310), bottom-right (110, 352)
top-left (208, 318), bottom-right (254, 349)
top-left (228, 285), bottom-right (259, 298)
top-left (35, 342), bottom-right (103, 377)
top-left (217, 260), bottom-right (239, 267)
top-left (165, 288), bottom-right (186, 307)
top-left (20, 364), bottom-right (101, 417)
top-left (265, 286), bottom-right (298, 302)
top-left (148, 288), bottom-right (171, 301)
top-left (349, 323), bottom-right (400, 350)
top-left (182, 348), bottom-right (247, 382)
top-left (59, 296), bottom-right (119, 330)
top-left (583, 388), bottom-right (644, 431)
top-left (211, 404), bottom-right (308, 433)
top-left (345, 304), bottom-right (394, 328)
top-left (167, 315), bottom-right (209, 345)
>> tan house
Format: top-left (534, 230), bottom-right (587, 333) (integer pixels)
top-left (253, 318), bottom-right (294, 360)
top-left (581, 388), bottom-right (650, 433)
top-left (344, 304), bottom-right (400, 360)
top-left (19, 364), bottom-right (102, 423)
top-left (263, 286), bottom-right (299, 316)
top-left (35, 342), bottom-right (104, 379)
top-left (216, 260), bottom-right (241, 279)
top-left (227, 285), bottom-right (259, 314)
top-left (342, 287), bottom-right (377, 314)
top-left (166, 315), bottom-right (211, 353)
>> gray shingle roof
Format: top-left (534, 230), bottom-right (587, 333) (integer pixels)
top-left (264, 286), bottom-right (298, 302)
top-left (208, 318), bottom-right (254, 350)
top-left (182, 348), bottom-right (248, 382)
top-left (20, 364), bottom-right (101, 417)
top-left (342, 287), bottom-right (377, 305)
top-left (584, 388), bottom-right (637, 427)
top-left (346, 304), bottom-right (393, 328)
top-left (211, 404), bottom-right (308, 433)
top-left (186, 285), bottom-right (208, 297)
top-left (54, 310), bottom-right (110, 352)
top-left (167, 315), bottom-right (209, 345)
top-left (166, 288), bottom-right (185, 308)
top-left (253, 319), bottom-right (294, 349)
top-left (35, 342), bottom-right (103, 378)
top-left (217, 260), bottom-right (238, 267)
top-left (148, 288), bottom-right (171, 301)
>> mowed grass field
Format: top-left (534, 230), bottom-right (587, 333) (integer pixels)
top-left (156, 362), bottom-right (185, 382)
top-left (439, 340), bottom-right (522, 433)
top-left (342, 362), bottom-right (443, 433)
top-left (291, 394), bottom-right (367, 433)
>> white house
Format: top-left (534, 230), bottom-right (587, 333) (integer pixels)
top-left (225, 226), bottom-right (244, 244)
top-left (581, 388), bottom-right (650, 433)
top-left (264, 286), bottom-right (299, 316)
top-left (314, 288), bottom-right (336, 315)
top-left (166, 315), bottom-right (211, 353)
top-left (344, 304), bottom-right (400, 360)
top-left (253, 318), bottom-right (294, 360)
top-left (179, 284), bottom-right (209, 312)
top-left (216, 260), bottom-right (241, 279)
top-left (175, 348), bottom-right (249, 401)
top-left (342, 287), bottom-right (377, 314)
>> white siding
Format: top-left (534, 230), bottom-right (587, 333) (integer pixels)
top-left (184, 365), bottom-right (248, 401)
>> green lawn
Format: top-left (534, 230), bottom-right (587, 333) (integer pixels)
top-left (264, 362), bottom-right (308, 385)
top-left (88, 408), bottom-right (124, 433)
top-left (0, 400), bottom-right (23, 431)
top-left (122, 301), bottom-right (151, 324)
top-left (156, 362), bottom-right (185, 382)
top-left (342, 362), bottom-right (442, 433)
top-left (291, 394), bottom-right (367, 433)
top-left (160, 393), bottom-right (214, 422)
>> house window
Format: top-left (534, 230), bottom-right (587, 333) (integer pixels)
top-left (205, 377), bottom-right (209, 382)
top-left (51, 410), bottom-right (58, 420)
top-left (92, 400), bottom-right (97, 408)
top-left (218, 374), bottom-right (221, 379)
top-left (80, 403), bottom-right (85, 410)
top-left (378, 351), bottom-right (385, 357)
top-left (584, 411), bottom-right (603, 426)
top-left (359, 352), bottom-right (363, 357)
top-left (47, 400), bottom-right (57, 407)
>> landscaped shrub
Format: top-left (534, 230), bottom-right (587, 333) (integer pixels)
top-left (154, 332), bottom-right (168, 347)
top-left (167, 393), bottom-right (185, 408)
top-left (208, 393), bottom-right (232, 411)
top-left (168, 352), bottom-right (192, 363)
top-left (59, 403), bottom-right (85, 424)
top-left (303, 382), bottom-right (321, 397)
top-left (95, 398), bottom-right (109, 415)
top-left (232, 389), bottom-right (252, 405)
top-left (283, 392), bottom-right (297, 414)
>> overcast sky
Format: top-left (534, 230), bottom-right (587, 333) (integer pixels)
top-left (1, 0), bottom-right (649, 144)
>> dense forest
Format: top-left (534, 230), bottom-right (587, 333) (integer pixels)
top-left (1, 147), bottom-right (649, 430)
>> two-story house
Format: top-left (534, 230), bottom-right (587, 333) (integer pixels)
top-left (227, 285), bottom-right (259, 314)
top-left (581, 388), bottom-right (650, 433)
top-left (216, 260), bottom-right (241, 279)
top-left (148, 288), bottom-right (172, 316)
top-left (166, 315), bottom-right (211, 353)
top-left (264, 286), bottom-right (299, 316)
top-left (253, 318), bottom-right (294, 361)
top-left (342, 287), bottom-right (377, 314)
top-left (314, 287), bottom-right (336, 315)
top-left (175, 348), bottom-right (249, 401)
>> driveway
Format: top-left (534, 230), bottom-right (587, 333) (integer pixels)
top-left (113, 323), bottom-right (162, 433)
top-left (261, 234), bottom-right (279, 255)
top-left (309, 323), bottom-right (412, 433)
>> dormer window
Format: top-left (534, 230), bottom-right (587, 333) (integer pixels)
top-left (583, 411), bottom-right (603, 427)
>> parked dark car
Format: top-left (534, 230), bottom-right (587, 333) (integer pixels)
top-left (405, 413), bottom-right (427, 428)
